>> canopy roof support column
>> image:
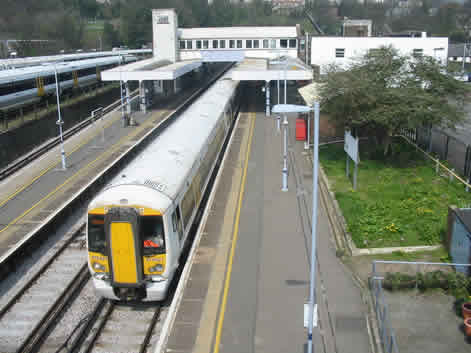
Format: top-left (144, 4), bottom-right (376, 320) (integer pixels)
top-left (265, 81), bottom-right (270, 116)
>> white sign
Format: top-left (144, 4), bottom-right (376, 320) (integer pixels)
top-left (344, 130), bottom-right (359, 164)
top-left (303, 303), bottom-right (318, 328)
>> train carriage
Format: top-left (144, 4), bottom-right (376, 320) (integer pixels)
top-left (86, 72), bottom-right (241, 301)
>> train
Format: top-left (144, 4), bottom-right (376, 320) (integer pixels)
top-left (0, 55), bottom-right (137, 111)
top-left (86, 72), bottom-right (241, 301)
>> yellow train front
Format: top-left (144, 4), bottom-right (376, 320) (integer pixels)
top-left (87, 200), bottom-right (172, 301)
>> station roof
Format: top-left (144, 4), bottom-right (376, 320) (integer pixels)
top-left (100, 58), bottom-right (202, 81)
top-left (231, 57), bottom-right (312, 81)
top-left (179, 26), bottom-right (298, 40)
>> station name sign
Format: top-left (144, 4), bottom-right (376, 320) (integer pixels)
top-left (156, 16), bottom-right (169, 24)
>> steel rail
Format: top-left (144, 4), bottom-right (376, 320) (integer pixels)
top-left (139, 305), bottom-right (162, 353)
top-left (16, 263), bottom-right (90, 353)
top-left (0, 224), bottom-right (85, 320)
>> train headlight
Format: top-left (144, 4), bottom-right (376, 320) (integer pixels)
top-left (92, 262), bottom-right (106, 272)
top-left (149, 264), bottom-right (164, 273)
top-left (93, 272), bottom-right (109, 280)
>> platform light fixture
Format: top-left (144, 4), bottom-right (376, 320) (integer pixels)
top-left (272, 101), bottom-right (320, 353)
top-left (53, 63), bottom-right (67, 170)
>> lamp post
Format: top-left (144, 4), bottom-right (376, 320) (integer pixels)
top-left (119, 53), bottom-right (126, 127)
top-left (272, 102), bottom-right (319, 353)
top-left (53, 64), bottom-right (67, 170)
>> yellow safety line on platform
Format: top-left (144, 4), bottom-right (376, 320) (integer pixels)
top-left (0, 112), bottom-right (157, 235)
top-left (212, 111), bottom-right (256, 353)
top-left (0, 112), bottom-right (121, 209)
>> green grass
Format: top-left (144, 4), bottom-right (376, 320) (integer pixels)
top-left (320, 140), bottom-right (471, 248)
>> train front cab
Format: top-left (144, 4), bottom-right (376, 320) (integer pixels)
top-left (87, 206), bottom-right (172, 301)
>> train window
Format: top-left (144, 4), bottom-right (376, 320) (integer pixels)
top-left (280, 39), bottom-right (288, 48)
top-left (203, 40), bottom-right (209, 49)
top-left (172, 207), bottom-right (184, 241)
top-left (229, 40), bottom-right (235, 49)
top-left (335, 48), bottom-right (345, 58)
top-left (270, 39), bottom-right (276, 49)
top-left (263, 39), bottom-right (269, 48)
top-left (187, 40), bottom-right (193, 49)
top-left (246, 40), bottom-right (252, 49)
top-left (179, 41), bottom-right (186, 50)
top-left (220, 40), bottom-right (226, 49)
top-left (88, 215), bottom-right (106, 253)
top-left (253, 40), bottom-right (259, 49)
top-left (289, 39), bottom-right (297, 48)
top-left (140, 216), bottom-right (166, 255)
top-left (213, 40), bottom-right (218, 49)
top-left (181, 185), bottom-right (196, 229)
top-left (237, 40), bottom-right (242, 49)
top-left (196, 40), bottom-right (202, 49)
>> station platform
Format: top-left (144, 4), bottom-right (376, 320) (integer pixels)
top-left (162, 91), bottom-right (373, 353)
top-left (0, 84), bottom-right (200, 260)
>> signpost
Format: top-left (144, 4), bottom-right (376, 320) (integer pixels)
top-left (344, 130), bottom-right (359, 190)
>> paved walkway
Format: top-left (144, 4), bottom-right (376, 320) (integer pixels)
top-left (163, 87), bottom-right (372, 353)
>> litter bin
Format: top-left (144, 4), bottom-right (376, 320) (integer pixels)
top-left (296, 118), bottom-right (306, 141)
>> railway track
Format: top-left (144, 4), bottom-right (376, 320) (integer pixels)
top-left (65, 301), bottom-right (161, 353)
top-left (0, 225), bottom-right (88, 353)
top-left (0, 91), bottom-right (138, 181)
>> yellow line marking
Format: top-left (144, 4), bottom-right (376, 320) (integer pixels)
top-left (0, 112), bottom-right (122, 208)
top-left (0, 111), bottom-right (161, 234)
top-left (212, 111), bottom-right (256, 353)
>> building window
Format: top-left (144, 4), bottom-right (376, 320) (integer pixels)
top-left (289, 39), bottom-right (297, 48)
top-left (263, 39), bottom-right (269, 48)
top-left (187, 40), bottom-right (193, 49)
top-left (179, 41), bottom-right (186, 50)
top-left (280, 39), bottom-right (288, 48)
top-left (196, 40), bottom-right (202, 49)
top-left (229, 40), bottom-right (235, 49)
top-left (369, 48), bottom-right (380, 56)
top-left (253, 40), bottom-right (259, 48)
top-left (237, 40), bottom-right (242, 48)
top-left (335, 48), bottom-right (345, 58)
top-left (203, 40), bottom-right (209, 49)
top-left (220, 40), bottom-right (226, 48)
top-left (270, 39), bottom-right (276, 49)
top-left (213, 40), bottom-right (218, 49)
top-left (412, 48), bottom-right (423, 57)
top-left (246, 40), bottom-right (252, 49)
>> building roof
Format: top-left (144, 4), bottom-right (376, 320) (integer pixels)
top-left (179, 26), bottom-right (298, 40)
top-left (101, 58), bottom-right (202, 81)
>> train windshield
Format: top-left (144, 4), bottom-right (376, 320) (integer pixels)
top-left (88, 215), bottom-right (106, 253)
top-left (140, 216), bottom-right (166, 255)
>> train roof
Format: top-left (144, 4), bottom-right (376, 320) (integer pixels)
top-left (89, 71), bottom-right (239, 212)
top-left (0, 49), bottom-right (151, 69)
top-left (0, 56), bottom-right (136, 85)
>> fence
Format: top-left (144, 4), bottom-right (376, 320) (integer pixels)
top-left (402, 126), bottom-right (471, 183)
top-left (370, 260), bottom-right (471, 353)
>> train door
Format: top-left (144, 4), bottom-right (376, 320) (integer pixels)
top-left (73, 71), bottom-right (79, 87)
top-left (36, 77), bottom-right (45, 97)
top-left (105, 208), bottom-right (143, 286)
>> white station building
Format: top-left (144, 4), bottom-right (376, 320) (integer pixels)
top-left (101, 8), bottom-right (312, 117)
top-left (311, 35), bottom-right (448, 74)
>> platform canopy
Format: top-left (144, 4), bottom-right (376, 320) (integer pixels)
top-left (101, 57), bottom-right (202, 82)
top-left (231, 57), bottom-right (313, 81)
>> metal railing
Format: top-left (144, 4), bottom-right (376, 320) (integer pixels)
top-left (370, 260), bottom-right (471, 353)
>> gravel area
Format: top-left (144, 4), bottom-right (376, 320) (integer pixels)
top-left (0, 226), bottom-right (87, 353)
top-left (38, 280), bottom-right (101, 353)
